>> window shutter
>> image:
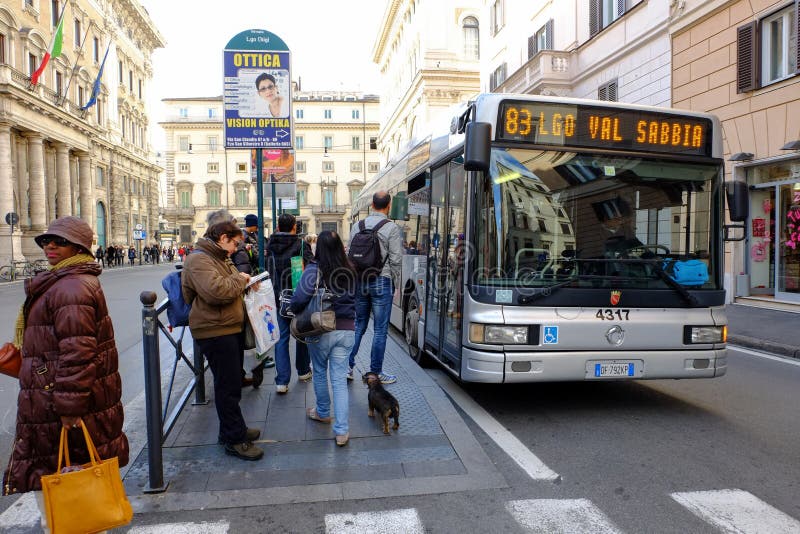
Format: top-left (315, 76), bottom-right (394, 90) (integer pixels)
top-left (598, 85), bottom-right (608, 101)
top-left (617, 0), bottom-right (626, 17)
top-left (609, 80), bottom-right (618, 101)
top-left (736, 21), bottom-right (759, 93)
top-left (796, 0), bottom-right (800, 74)
top-left (546, 19), bottom-right (554, 49)
top-left (590, 0), bottom-right (601, 36)
top-left (529, 34), bottom-right (537, 59)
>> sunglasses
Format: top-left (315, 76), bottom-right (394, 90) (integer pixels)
top-left (38, 236), bottom-right (72, 247)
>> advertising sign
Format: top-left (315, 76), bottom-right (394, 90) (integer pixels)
top-left (223, 30), bottom-right (292, 149)
top-left (250, 149), bottom-right (295, 183)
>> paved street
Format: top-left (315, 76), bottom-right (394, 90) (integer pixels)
top-left (1, 266), bottom-right (799, 532)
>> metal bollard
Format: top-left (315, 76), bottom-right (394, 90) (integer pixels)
top-left (140, 291), bottom-right (168, 493)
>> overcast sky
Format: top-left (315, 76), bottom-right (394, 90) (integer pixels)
top-left (139, 0), bottom-right (385, 148)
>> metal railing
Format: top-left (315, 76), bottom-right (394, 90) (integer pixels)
top-left (139, 285), bottom-right (208, 493)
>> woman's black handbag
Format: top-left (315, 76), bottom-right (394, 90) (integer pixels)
top-left (290, 271), bottom-right (336, 341)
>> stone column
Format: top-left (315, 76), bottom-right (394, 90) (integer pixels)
top-left (26, 134), bottom-right (47, 231)
top-left (16, 136), bottom-right (29, 227)
top-left (69, 155), bottom-right (79, 216)
top-left (55, 143), bottom-right (72, 217)
top-left (79, 153), bottom-right (93, 230)
top-left (0, 125), bottom-right (14, 231)
top-left (45, 146), bottom-right (56, 222)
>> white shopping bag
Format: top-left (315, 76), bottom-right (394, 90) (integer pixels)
top-left (244, 276), bottom-right (280, 355)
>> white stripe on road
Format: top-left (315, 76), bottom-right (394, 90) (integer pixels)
top-left (728, 345), bottom-right (800, 367)
top-left (671, 489), bottom-right (800, 534)
top-left (0, 492), bottom-right (39, 530)
top-left (126, 520), bottom-right (229, 533)
top-left (428, 369), bottom-right (560, 480)
top-left (506, 499), bottom-right (623, 534)
top-left (326, 508), bottom-right (424, 534)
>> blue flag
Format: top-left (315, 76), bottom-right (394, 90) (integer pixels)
top-left (82, 43), bottom-right (110, 110)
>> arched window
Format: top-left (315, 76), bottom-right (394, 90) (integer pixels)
top-left (463, 16), bottom-right (479, 60)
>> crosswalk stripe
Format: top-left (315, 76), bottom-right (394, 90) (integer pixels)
top-left (671, 489), bottom-right (800, 534)
top-left (325, 508), bottom-right (424, 534)
top-left (506, 498), bottom-right (624, 534)
top-left (126, 521), bottom-right (229, 533)
top-left (0, 493), bottom-right (39, 530)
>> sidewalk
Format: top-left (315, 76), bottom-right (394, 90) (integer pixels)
top-left (122, 324), bottom-right (506, 514)
top-left (725, 303), bottom-right (800, 358)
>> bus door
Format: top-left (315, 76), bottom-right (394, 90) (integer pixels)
top-left (424, 161), bottom-right (466, 369)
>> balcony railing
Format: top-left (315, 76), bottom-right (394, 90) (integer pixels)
top-left (312, 204), bottom-right (348, 214)
top-left (498, 50), bottom-right (573, 95)
top-left (175, 207), bottom-right (196, 217)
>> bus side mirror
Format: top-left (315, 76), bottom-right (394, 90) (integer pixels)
top-left (464, 122), bottom-right (491, 172)
top-left (725, 180), bottom-right (749, 222)
top-left (389, 191), bottom-right (408, 220)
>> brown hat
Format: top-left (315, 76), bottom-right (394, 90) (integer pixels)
top-left (35, 216), bottom-right (94, 255)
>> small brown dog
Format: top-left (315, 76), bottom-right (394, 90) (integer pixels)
top-left (363, 372), bottom-right (400, 434)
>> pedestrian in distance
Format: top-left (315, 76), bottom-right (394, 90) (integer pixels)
top-left (243, 213), bottom-right (260, 274)
top-left (2, 216), bottom-right (128, 529)
top-left (106, 244), bottom-right (115, 268)
top-left (95, 245), bottom-right (105, 267)
top-left (290, 230), bottom-right (357, 447)
top-left (347, 191), bottom-right (403, 384)
top-left (266, 213), bottom-right (314, 394)
top-left (127, 246), bottom-right (136, 266)
top-left (304, 233), bottom-right (318, 256)
top-left (181, 220), bottom-right (264, 461)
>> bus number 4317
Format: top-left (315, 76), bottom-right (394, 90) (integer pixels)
top-left (596, 309), bottom-right (631, 321)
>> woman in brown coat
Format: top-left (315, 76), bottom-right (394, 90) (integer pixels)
top-left (2, 217), bottom-right (128, 523)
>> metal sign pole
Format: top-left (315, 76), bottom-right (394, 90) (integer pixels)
top-left (271, 175), bottom-right (277, 233)
top-left (256, 150), bottom-right (265, 273)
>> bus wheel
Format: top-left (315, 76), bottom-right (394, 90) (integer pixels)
top-left (404, 295), bottom-right (426, 365)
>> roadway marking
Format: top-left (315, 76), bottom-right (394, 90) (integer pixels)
top-left (127, 520), bottom-right (229, 533)
top-left (428, 369), bottom-right (560, 481)
top-left (671, 489), bottom-right (800, 534)
top-left (0, 492), bottom-right (39, 530)
top-left (506, 499), bottom-right (623, 533)
top-left (325, 508), bottom-right (424, 534)
top-left (728, 345), bottom-right (800, 367)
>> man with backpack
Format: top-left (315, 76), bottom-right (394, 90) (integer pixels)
top-left (266, 213), bottom-right (314, 394)
top-left (347, 191), bottom-right (403, 384)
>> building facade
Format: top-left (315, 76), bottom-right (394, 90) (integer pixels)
top-left (372, 0), bottom-right (482, 164)
top-left (0, 0), bottom-right (163, 264)
top-left (160, 91), bottom-right (380, 243)
top-left (485, 0), bottom-right (672, 106)
top-left (670, 0), bottom-right (800, 307)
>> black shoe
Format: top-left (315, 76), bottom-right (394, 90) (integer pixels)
top-left (262, 355), bottom-right (275, 369)
top-left (251, 362), bottom-right (265, 388)
top-left (224, 441), bottom-right (264, 461)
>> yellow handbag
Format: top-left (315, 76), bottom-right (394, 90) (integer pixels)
top-left (40, 421), bottom-right (133, 534)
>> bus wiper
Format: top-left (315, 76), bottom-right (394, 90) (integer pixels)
top-left (518, 276), bottom-right (584, 304)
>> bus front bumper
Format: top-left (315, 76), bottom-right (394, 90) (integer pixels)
top-left (461, 347), bottom-right (728, 383)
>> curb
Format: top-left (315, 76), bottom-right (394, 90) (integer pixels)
top-left (728, 334), bottom-right (800, 359)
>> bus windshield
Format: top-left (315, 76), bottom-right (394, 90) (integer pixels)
top-left (475, 148), bottom-right (722, 290)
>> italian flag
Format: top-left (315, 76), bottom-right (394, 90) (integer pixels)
top-left (30, 4), bottom-right (66, 86)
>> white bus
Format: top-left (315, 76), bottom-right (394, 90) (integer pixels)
top-left (352, 93), bottom-right (738, 383)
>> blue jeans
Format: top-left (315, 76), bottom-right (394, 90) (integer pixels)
top-left (349, 276), bottom-right (393, 374)
top-left (309, 330), bottom-right (354, 436)
top-left (275, 308), bottom-right (310, 386)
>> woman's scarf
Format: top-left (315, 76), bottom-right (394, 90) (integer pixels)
top-left (13, 253), bottom-right (96, 348)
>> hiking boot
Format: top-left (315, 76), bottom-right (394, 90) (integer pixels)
top-left (217, 427), bottom-right (261, 445)
top-left (224, 441), bottom-right (264, 461)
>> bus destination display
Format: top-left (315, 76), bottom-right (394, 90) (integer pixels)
top-left (498, 101), bottom-right (713, 157)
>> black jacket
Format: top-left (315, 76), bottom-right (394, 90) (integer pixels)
top-left (266, 233), bottom-right (314, 294)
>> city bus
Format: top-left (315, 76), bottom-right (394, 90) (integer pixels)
top-left (351, 93), bottom-right (733, 383)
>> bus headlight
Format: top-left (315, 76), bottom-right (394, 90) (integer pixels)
top-left (470, 324), bottom-right (529, 344)
top-left (684, 325), bottom-right (727, 344)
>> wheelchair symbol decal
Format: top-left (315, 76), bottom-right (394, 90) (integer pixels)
top-left (543, 326), bottom-right (559, 345)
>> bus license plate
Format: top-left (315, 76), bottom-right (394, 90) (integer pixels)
top-left (592, 361), bottom-right (635, 378)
